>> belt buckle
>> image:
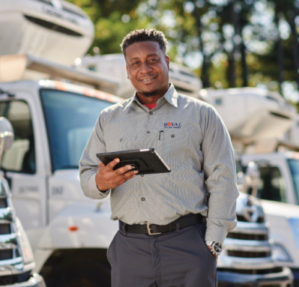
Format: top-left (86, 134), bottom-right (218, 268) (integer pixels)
top-left (147, 223), bottom-right (161, 236)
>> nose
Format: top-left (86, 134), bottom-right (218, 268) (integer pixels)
top-left (140, 61), bottom-right (152, 74)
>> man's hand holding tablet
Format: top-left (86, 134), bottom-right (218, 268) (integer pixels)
top-left (96, 158), bottom-right (138, 191)
top-left (95, 149), bottom-right (171, 191)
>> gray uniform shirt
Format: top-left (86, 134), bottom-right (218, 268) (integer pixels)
top-left (79, 84), bottom-right (239, 244)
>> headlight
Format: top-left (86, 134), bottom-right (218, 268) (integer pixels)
top-left (272, 243), bottom-right (293, 262)
top-left (16, 217), bottom-right (34, 264)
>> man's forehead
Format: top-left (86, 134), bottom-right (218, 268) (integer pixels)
top-left (126, 41), bottom-right (163, 59)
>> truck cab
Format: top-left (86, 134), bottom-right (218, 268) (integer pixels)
top-left (0, 76), bottom-right (293, 287)
top-left (242, 151), bottom-right (299, 285)
top-left (0, 78), bottom-right (122, 286)
top-left (0, 117), bottom-right (45, 287)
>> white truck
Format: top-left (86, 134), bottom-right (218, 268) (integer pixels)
top-left (242, 149), bottom-right (299, 286)
top-left (201, 87), bottom-right (299, 287)
top-left (0, 54), bottom-right (293, 286)
top-left (0, 0), bottom-right (294, 286)
top-left (0, 117), bottom-right (45, 287)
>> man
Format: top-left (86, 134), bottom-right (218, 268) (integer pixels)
top-left (79, 29), bottom-right (239, 287)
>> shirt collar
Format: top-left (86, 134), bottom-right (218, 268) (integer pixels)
top-left (129, 83), bottom-right (178, 109)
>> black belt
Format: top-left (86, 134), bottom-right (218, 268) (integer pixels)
top-left (119, 213), bottom-right (205, 236)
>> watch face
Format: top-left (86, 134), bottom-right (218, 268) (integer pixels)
top-left (213, 242), bottom-right (222, 253)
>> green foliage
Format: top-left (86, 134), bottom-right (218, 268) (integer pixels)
top-left (65, 0), bottom-right (299, 103)
top-left (66, 0), bottom-right (146, 55)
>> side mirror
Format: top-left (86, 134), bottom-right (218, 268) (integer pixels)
top-left (0, 117), bottom-right (14, 152)
top-left (245, 161), bottom-right (260, 197)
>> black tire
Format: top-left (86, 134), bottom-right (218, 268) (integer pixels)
top-left (56, 261), bottom-right (111, 287)
top-left (40, 249), bottom-right (111, 287)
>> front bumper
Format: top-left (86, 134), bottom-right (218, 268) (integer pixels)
top-left (217, 266), bottom-right (293, 287)
top-left (0, 273), bottom-right (45, 287)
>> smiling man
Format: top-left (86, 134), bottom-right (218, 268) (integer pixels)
top-left (79, 29), bottom-right (239, 287)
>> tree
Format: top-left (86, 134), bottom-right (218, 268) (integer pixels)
top-left (66, 0), bottom-right (146, 55)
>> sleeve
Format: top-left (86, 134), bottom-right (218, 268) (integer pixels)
top-left (200, 105), bottom-right (239, 245)
top-left (79, 113), bottom-right (110, 199)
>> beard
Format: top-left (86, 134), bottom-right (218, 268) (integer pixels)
top-left (142, 89), bottom-right (159, 97)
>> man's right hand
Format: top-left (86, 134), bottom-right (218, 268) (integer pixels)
top-left (95, 158), bottom-right (138, 191)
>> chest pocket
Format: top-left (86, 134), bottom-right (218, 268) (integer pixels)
top-left (160, 130), bottom-right (190, 166)
top-left (107, 134), bottom-right (146, 152)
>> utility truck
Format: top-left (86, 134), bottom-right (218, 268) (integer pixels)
top-left (0, 0), bottom-right (294, 285)
top-left (0, 117), bottom-right (45, 287)
top-left (201, 87), bottom-right (299, 286)
top-left (0, 54), bottom-right (291, 286)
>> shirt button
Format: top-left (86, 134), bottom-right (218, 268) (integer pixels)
top-left (141, 174), bottom-right (144, 177)
top-left (120, 138), bottom-right (123, 142)
top-left (141, 197), bottom-right (146, 201)
top-left (149, 111), bottom-right (153, 115)
top-left (146, 131), bottom-right (150, 134)
top-left (171, 134), bottom-right (175, 138)
top-left (144, 221), bottom-right (147, 224)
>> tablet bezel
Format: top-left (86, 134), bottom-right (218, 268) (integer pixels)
top-left (96, 148), bottom-right (171, 175)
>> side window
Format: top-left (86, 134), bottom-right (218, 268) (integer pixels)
top-left (258, 166), bottom-right (287, 203)
top-left (0, 101), bottom-right (36, 174)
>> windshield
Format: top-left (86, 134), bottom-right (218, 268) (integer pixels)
top-left (288, 159), bottom-right (299, 205)
top-left (40, 89), bottom-right (113, 171)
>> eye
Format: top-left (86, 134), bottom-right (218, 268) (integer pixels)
top-left (131, 61), bottom-right (139, 66)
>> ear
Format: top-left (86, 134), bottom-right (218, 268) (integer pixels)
top-left (165, 55), bottom-right (170, 70)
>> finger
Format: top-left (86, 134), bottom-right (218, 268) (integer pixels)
top-left (106, 158), bottom-right (120, 170)
top-left (115, 165), bottom-right (133, 175)
top-left (116, 171), bottom-right (137, 186)
top-left (122, 170), bottom-right (138, 180)
top-left (99, 162), bottom-right (105, 168)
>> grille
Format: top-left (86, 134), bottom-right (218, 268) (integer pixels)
top-left (0, 271), bottom-right (31, 285)
top-left (227, 250), bottom-right (271, 258)
top-left (0, 250), bottom-right (12, 260)
top-left (227, 232), bottom-right (268, 241)
top-left (219, 284), bottom-right (289, 287)
top-left (0, 198), bottom-right (7, 208)
top-left (0, 180), bottom-right (24, 277)
top-left (237, 214), bottom-right (264, 223)
top-left (219, 267), bottom-right (283, 275)
top-left (0, 224), bottom-right (11, 235)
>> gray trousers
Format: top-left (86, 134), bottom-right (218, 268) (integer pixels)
top-left (107, 222), bottom-right (217, 287)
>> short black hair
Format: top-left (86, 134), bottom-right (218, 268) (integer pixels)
top-left (120, 29), bottom-right (168, 56)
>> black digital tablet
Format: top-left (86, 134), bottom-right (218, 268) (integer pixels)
top-left (96, 148), bottom-right (171, 175)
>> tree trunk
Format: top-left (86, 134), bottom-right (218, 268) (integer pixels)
top-left (240, 42), bottom-right (248, 87)
top-left (229, 0), bottom-right (237, 87)
top-left (289, 17), bottom-right (299, 90)
top-left (191, 0), bottom-right (210, 88)
top-left (228, 52), bottom-right (236, 87)
top-left (274, 10), bottom-right (284, 95)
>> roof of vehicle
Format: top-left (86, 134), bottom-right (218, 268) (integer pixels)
top-left (0, 79), bottom-right (123, 104)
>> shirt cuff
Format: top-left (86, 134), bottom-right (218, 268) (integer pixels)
top-left (88, 174), bottom-right (110, 199)
top-left (205, 219), bottom-right (232, 245)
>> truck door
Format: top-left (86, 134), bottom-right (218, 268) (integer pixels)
top-left (258, 166), bottom-right (288, 203)
top-left (257, 159), bottom-right (298, 205)
top-left (0, 99), bottom-right (48, 238)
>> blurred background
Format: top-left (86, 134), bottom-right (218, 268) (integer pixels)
top-left (67, 0), bottom-right (299, 111)
top-left (0, 1), bottom-right (299, 287)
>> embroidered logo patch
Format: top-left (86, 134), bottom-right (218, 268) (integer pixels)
top-left (164, 122), bottom-right (181, 128)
